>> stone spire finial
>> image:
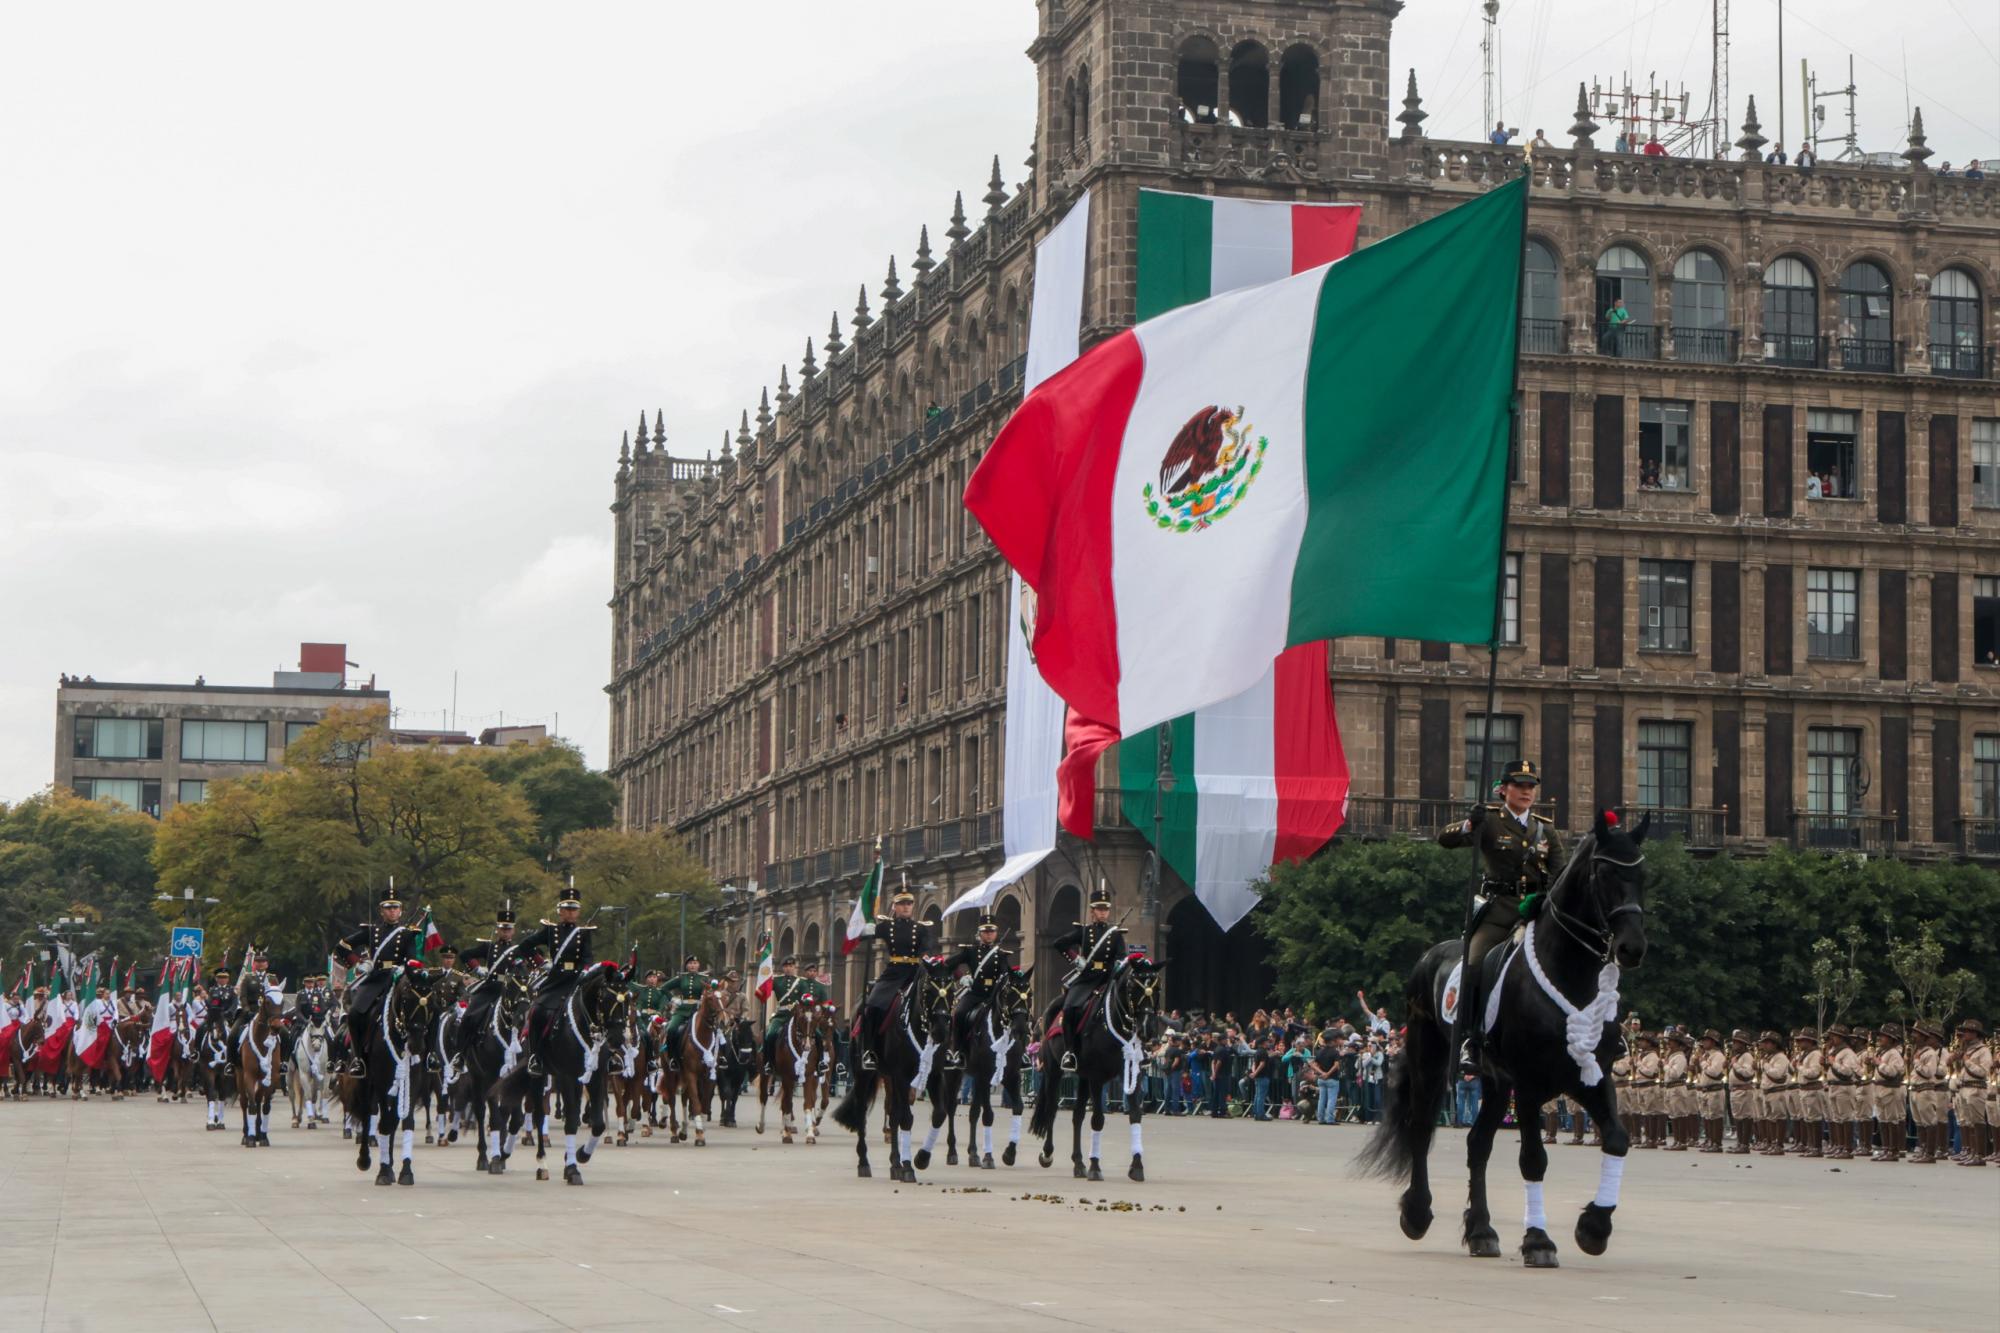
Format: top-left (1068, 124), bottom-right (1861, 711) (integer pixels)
top-left (853, 283), bottom-right (873, 333)
top-left (736, 410), bottom-right (752, 449)
top-left (653, 409), bottom-right (665, 443)
top-left (719, 428), bottom-right (733, 461)
top-left (801, 336), bottom-right (818, 381)
top-left (1903, 108), bottom-right (1933, 166)
top-left (1568, 83), bottom-right (1599, 149)
top-left (984, 155), bottom-right (1008, 217)
top-left (824, 310), bottom-right (845, 355)
top-left (1735, 95), bottom-right (1768, 161)
top-left (946, 191), bottom-right (970, 245)
top-left (912, 224), bottom-right (935, 274)
top-left (756, 387), bottom-right (772, 429)
top-left (635, 410), bottom-right (649, 447)
top-left (1397, 69), bottom-right (1427, 140)
top-left (881, 256), bottom-right (902, 305)
top-left (776, 364), bottom-right (792, 407)
top-left (619, 430), bottom-right (631, 467)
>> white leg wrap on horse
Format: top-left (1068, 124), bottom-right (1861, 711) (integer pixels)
top-left (564, 1133), bottom-right (577, 1166)
top-left (1009, 1114), bottom-right (1022, 1144)
top-left (923, 1125), bottom-right (941, 1154)
top-left (377, 1132), bottom-right (391, 1162)
top-left (1593, 1154), bottom-right (1626, 1208)
top-left (488, 1129), bottom-right (500, 1158)
top-left (897, 1129), bottom-right (912, 1160)
top-left (983, 1125), bottom-right (994, 1153)
top-left (1130, 1124), bottom-right (1143, 1156)
top-left (587, 1132), bottom-right (601, 1157)
top-left (1090, 1129), bottom-right (1102, 1159)
top-left (1523, 1181), bottom-right (1548, 1230)
top-left (401, 1127), bottom-right (414, 1161)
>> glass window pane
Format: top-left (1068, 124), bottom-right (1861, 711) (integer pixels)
top-left (179, 780), bottom-right (207, 804)
top-left (1464, 715), bottom-right (1522, 800)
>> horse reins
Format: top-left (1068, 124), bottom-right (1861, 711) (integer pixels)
top-left (1543, 832), bottom-right (1646, 963)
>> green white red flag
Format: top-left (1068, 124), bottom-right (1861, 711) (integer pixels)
top-left (417, 908), bottom-right (444, 963)
top-left (842, 852), bottom-right (884, 956)
top-left (753, 938), bottom-right (775, 999)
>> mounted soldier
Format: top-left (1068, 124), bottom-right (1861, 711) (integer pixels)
top-left (515, 882), bottom-right (597, 1078)
top-left (850, 883), bottom-right (933, 1072)
top-left (335, 886), bottom-right (417, 1075)
top-left (1437, 757), bottom-right (1564, 1074)
top-left (939, 909), bottom-right (1014, 1069)
top-left (198, 965), bottom-right (238, 1073)
top-left (1049, 882), bottom-right (1125, 1075)
top-left (762, 956), bottom-right (809, 1068)
top-left (658, 954), bottom-right (714, 1065)
top-left (458, 901), bottom-right (521, 977)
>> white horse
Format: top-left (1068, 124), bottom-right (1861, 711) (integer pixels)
top-left (288, 1014), bottom-right (335, 1128)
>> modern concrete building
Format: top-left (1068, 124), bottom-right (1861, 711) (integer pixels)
top-left (56, 643), bottom-right (387, 817)
top-left (606, 1), bottom-right (2000, 1015)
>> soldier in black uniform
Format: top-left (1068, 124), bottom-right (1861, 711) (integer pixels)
top-left (850, 885), bottom-right (933, 1071)
top-left (513, 882), bottom-right (596, 1076)
top-left (335, 886), bottom-right (418, 1074)
top-left (198, 966), bottom-right (239, 1072)
top-left (1438, 757), bottom-right (1565, 1073)
top-left (937, 910), bottom-right (1014, 1068)
top-left (1049, 883), bottom-right (1124, 1074)
top-left (458, 901), bottom-right (521, 976)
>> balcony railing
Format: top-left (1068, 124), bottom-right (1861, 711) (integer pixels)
top-left (1672, 327), bottom-right (1739, 364)
top-left (1838, 337), bottom-right (1901, 373)
top-left (1338, 796), bottom-right (1475, 840)
top-left (1788, 811), bottom-right (1898, 854)
top-left (1520, 317), bottom-right (1567, 355)
top-left (1955, 818), bottom-right (2000, 860)
top-left (1595, 321), bottom-right (1658, 360)
top-left (1763, 332), bottom-right (1824, 369)
top-left (1930, 342), bottom-right (1992, 379)
top-left (1627, 806), bottom-right (1730, 850)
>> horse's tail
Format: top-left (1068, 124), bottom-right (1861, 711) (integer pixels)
top-left (1355, 960), bottom-right (1447, 1182)
top-left (1028, 1048), bottom-right (1060, 1139)
top-left (830, 1061), bottom-right (878, 1133)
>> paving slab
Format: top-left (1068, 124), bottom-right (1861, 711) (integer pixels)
top-left (2, 1097), bottom-right (1995, 1332)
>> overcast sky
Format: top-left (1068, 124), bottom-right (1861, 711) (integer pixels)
top-left (2, 1), bottom-right (1993, 802)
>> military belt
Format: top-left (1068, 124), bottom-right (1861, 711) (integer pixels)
top-left (888, 955), bottom-right (919, 965)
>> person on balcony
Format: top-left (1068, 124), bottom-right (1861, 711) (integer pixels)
top-left (1765, 143), bottom-right (1788, 165)
top-left (1601, 297), bottom-right (1633, 354)
top-left (1643, 136), bottom-right (1667, 157)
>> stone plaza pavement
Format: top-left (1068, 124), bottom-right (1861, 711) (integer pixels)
top-left (3, 1097), bottom-right (1994, 1332)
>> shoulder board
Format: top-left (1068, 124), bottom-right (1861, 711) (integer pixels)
top-left (1531, 813), bottom-right (1555, 824)
top-left (539, 919), bottom-right (557, 927)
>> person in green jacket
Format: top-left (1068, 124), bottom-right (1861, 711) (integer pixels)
top-left (660, 955), bottom-right (712, 1059)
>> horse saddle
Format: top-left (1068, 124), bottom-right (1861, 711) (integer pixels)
top-left (1439, 936), bottom-right (1524, 1032)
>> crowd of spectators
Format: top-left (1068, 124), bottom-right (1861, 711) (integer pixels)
top-left (1122, 990), bottom-right (1397, 1124)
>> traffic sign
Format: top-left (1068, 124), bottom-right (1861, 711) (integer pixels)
top-left (170, 926), bottom-right (205, 958)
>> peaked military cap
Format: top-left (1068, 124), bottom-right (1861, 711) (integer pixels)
top-left (1088, 882), bottom-right (1113, 907)
top-left (1500, 758), bottom-right (1541, 786)
top-left (378, 884), bottom-right (402, 909)
top-left (557, 883), bottom-right (582, 909)
top-left (496, 899), bottom-right (517, 925)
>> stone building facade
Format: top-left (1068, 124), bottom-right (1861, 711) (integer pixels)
top-left (607, 0), bottom-right (2000, 1016)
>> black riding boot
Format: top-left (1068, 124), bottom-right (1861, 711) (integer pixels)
top-left (1059, 1007), bottom-right (1084, 1073)
top-left (1451, 968), bottom-right (1483, 1075)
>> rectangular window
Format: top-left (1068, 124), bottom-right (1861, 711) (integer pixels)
top-left (1974, 420), bottom-right (1999, 509)
top-left (1502, 553), bottom-right (1520, 644)
top-left (180, 719), bottom-right (269, 762)
top-left (73, 777), bottom-right (162, 818)
top-left (1805, 408), bottom-right (1860, 501)
top-left (1975, 575), bottom-right (2000, 669)
top-left (284, 720), bottom-right (316, 748)
top-left (1806, 727), bottom-right (1861, 815)
top-left (1975, 735), bottom-right (1999, 820)
top-left (1638, 560), bottom-right (1693, 652)
top-left (963, 593), bottom-right (983, 680)
top-left (1637, 399), bottom-right (1692, 490)
top-left (1463, 714), bottom-right (1522, 801)
top-left (1806, 567), bottom-right (1860, 660)
top-left (1637, 721), bottom-right (1693, 810)
top-left (928, 611), bottom-right (945, 692)
top-left (178, 780), bottom-right (207, 804)
top-left (72, 717), bottom-right (163, 760)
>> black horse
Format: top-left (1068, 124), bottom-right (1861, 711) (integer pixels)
top-left (717, 1017), bottom-right (758, 1128)
top-left (928, 966), bottom-right (1034, 1170)
top-left (350, 964), bottom-right (440, 1187)
top-left (1359, 810), bottom-right (1651, 1269)
top-left (491, 962), bottom-right (630, 1184)
top-left (830, 959), bottom-right (955, 1182)
top-left (447, 966), bottom-right (531, 1174)
top-left (1029, 953), bottom-right (1164, 1182)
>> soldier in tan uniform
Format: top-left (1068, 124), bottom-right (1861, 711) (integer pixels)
top-left (1872, 1024), bottom-right (1907, 1161)
top-left (1662, 1030), bottom-right (1694, 1150)
top-left (1956, 1020), bottom-right (1994, 1166)
top-left (1986, 1027), bottom-right (1999, 1164)
top-left (1727, 1030), bottom-right (1758, 1153)
top-left (1630, 1031), bottom-right (1662, 1148)
top-left (1906, 1020), bottom-right (1948, 1164)
top-left (1694, 1029), bottom-right (1728, 1153)
top-left (1824, 1025), bottom-right (1864, 1160)
top-left (1755, 1031), bottom-right (1791, 1155)
top-left (1792, 1027), bottom-right (1825, 1157)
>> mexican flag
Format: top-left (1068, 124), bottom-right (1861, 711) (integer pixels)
top-left (33, 967), bottom-right (75, 1074)
top-left (753, 938), bottom-right (775, 1000)
top-left (147, 958), bottom-right (178, 1082)
top-left (967, 178), bottom-right (1524, 738)
top-left (416, 908), bottom-right (444, 963)
top-left (74, 963), bottom-right (113, 1069)
top-left (841, 853), bottom-right (884, 956)
top-left (0, 963), bottom-right (27, 1057)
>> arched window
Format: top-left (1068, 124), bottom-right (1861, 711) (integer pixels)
top-left (1227, 41), bottom-right (1269, 128)
top-left (1672, 249), bottom-right (1731, 363)
top-left (1838, 260), bottom-right (1895, 370)
top-left (1929, 267), bottom-right (1984, 377)
top-left (1062, 76), bottom-right (1078, 152)
top-left (802, 922), bottom-right (821, 967)
top-left (1521, 239), bottom-right (1560, 351)
top-left (778, 925), bottom-right (796, 963)
top-left (1176, 37), bottom-right (1220, 123)
top-left (1279, 45), bottom-right (1319, 129)
top-left (1594, 244), bottom-right (1654, 358)
top-left (1075, 64), bottom-right (1090, 146)
top-left (1762, 256), bottom-right (1821, 368)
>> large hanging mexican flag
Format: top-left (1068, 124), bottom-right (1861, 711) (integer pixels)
top-left (967, 178), bottom-right (1524, 738)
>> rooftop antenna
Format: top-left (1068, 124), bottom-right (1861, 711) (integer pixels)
top-left (1776, 0), bottom-right (1785, 149)
top-left (1482, 1), bottom-right (1501, 135)
top-left (1710, 0), bottom-right (1730, 160)
top-left (1803, 56), bottom-right (1861, 162)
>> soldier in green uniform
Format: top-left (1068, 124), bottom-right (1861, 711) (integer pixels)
top-left (795, 957), bottom-right (831, 1010)
top-left (631, 968), bottom-right (666, 1020)
top-left (763, 955), bottom-right (812, 1065)
top-left (1437, 757), bottom-right (1564, 1073)
top-left (659, 954), bottom-right (713, 1062)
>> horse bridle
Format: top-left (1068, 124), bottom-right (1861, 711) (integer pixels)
top-left (1544, 832), bottom-right (1646, 961)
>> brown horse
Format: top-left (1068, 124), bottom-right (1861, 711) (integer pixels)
top-left (668, 986), bottom-right (726, 1146)
top-left (235, 981), bottom-right (285, 1146)
top-left (608, 1011), bottom-right (649, 1146)
top-left (105, 1009), bottom-right (151, 1100)
top-left (756, 1003), bottom-right (818, 1144)
top-left (5, 1011), bottom-right (47, 1098)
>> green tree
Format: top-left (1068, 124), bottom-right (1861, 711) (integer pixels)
top-left (475, 739), bottom-right (618, 864)
top-left (558, 826), bottom-right (718, 971)
top-left (1806, 924), bottom-right (1867, 1033)
top-left (1885, 921), bottom-right (1979, 1030)
top-left (0, 790), bottom-right (162, 977)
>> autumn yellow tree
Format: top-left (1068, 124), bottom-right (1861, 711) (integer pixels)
top-left (558, 825), bottom-right (719, 971)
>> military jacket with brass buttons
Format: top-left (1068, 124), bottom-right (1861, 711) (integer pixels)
top-left (1437, 806), bottom-right (1563, 906)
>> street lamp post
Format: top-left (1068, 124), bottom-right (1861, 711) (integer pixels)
top-left (653, 892), bottom-right (688, 963)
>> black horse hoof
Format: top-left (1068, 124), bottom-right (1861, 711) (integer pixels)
top-left (1574, 1202), bottom-right (1615, 1256)
top-left (564, 1165), bottom-right (583, 1185)
top-left (1466, 1232), bottom-right (1502, 1258)
top-left (1003, 1143), bottom-right (1018, 1167)
top-left (475, 1156), bottom-right (488, 1173)
top-left (423, 1134), bottom-right (434, 1145)
top-left (257, 1134), bottom-right (270, 1147)
top-left (489, 1158), bottom-right (506, 1175)
top-left (946, 1148), bottom-right (959, 1166)
top-left (1398, 1195), bottom-right (1434, 1241)
top-left (447, 1128), bottom-right (459, 1144)
top-left (1038, 1149), bottom-right (1053, 1169)
top-left (914, 1149), bottom-right (931, 1171)
top-left (342, 1127), bottom-right (353, 1140)
top-left (535, 1167), bottom-right (550, 1181)
top-left (981, 1153), bottom-right (995, 1169)
top-left (1520, 1228), bottom-right (1560, 1268)
top-left (1072, 1160), bottom-right (1087, 1179)
top-left (398, 1163), bottom-right (415, 1186)
top-left (357, 1148), bottom-right (371, 1172)
top-left (857, 1162), bottom-right (872, 1178)
top-left (1128, 1156), bottom-right (1145, 1182)
top-left (1087, 1160), bottom-right (1104, 1182)
top-left (577, 1146), bottom-right (594, 1165)
top-left (375, 1166), bottom-right (394, 1187)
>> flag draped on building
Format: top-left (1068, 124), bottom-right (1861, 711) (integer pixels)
top-left (753, 938), bottom-right (775, 999)
top-left (842, 853), bottom-right (884, 955)
top-left (965, 178), bottom-right (1525, 738)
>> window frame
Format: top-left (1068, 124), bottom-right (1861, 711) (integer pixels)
top-left (1805, 726), bottom-right (1862, 815)
top-left (1973, 419), bottom-right (1999, 510)
top-left (73, 716), bottom-right (163, 761)
top-left (1805, 567), bottom-right (1861, 661)
top-left (1463, 713), bottom-right (1523, 802)
top-left (1636, 720), bottom-right (1694, 810)
top-left (1637, 398), bottom-right (1694, 490)
top-left (1638, 558), bottom-right (1694, 653)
